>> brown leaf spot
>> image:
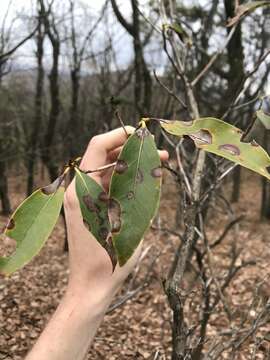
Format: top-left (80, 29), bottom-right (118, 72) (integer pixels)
top-left (127, 191), bottom-right (134, 200)
top-left (95, 216), bottom-right (104, 225)
top-left (108, 198), bottom-right (121, 233)
top-left (6, 218), bottom-right (15, 231)
top-left (83, 219), bottom-right (91, 232)
top-left (218, 144), bottom-right (240, 156)
top-left (136, 169), bottom-right (144, 184)
top-left (151, 167), bottom-right (162, 178)
top-left (136, 127), bottom-right (150, 139)
top-left (115, 160), bottom-right (128, 174)
top-left (99, 227), bottom-right (109, 241)
top-left (266, 166), bottom-right (270, 175)
top-left (190, 129), bottom-right (212, 145)
top-left (251, 140), bottom-right (259, 147)
top-left (83, 195), bottom-right (100, 213)
top-left (98, 191), bottom-right (109, 202)
top-left (104, 236), bottom-right (117, 272)
top-left (41, 174), bottom-right (64, 195)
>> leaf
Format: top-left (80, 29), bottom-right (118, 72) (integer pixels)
top-left (109, 123), bottom-right (162, 266)
top-left (75, 169), bottom-right (116, 269)
top-left (161, 117), bottom-right (270, 180)
top-left (169, 23), bottom-right (192, 46)
top-left (0, 176), bottom-right (65, 275)
top-left (227, 1), bottom-right (270, 27)
top-left (256, 109), bottom-right (270, 130)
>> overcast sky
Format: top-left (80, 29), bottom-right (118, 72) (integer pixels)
top-left (0, 0), bottom-right (139, 70)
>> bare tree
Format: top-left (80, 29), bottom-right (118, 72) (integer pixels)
top-left (111, 0), bottom-right (152, 116)
top-left (26, 1), bottom-right (45, 195)
top-left (39, 0), bottom-right (62, 181)
top-left (0, 2), bottom-right (36, 213)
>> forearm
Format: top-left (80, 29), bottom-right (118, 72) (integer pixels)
top-left (25, 286), bottom-right (116, 360)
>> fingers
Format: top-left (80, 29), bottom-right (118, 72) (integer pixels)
top-left (80, 126), bottom-right (135, 171)
top-left (80, 126), bottom-right (169, 176)
top-left (159, 150), bottom-right (169, 162)
top-left (108, 147), bottom-right (169, 163)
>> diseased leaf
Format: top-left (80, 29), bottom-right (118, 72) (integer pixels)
top-left (161, 117), bottom-right (270, 180)
top-left (0, 176), bottom-right (65, 275)
top-left (109, 123), bottom-right (162, 266)
top-left (227, 1), bottom-right (270, 27)
top-left (256, 109), bottom-right (270, 130)
top-left (75, 169), bottom-right (116, 269)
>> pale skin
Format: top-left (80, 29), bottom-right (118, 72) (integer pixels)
top-left (25, 126), bottom-right (168, 360)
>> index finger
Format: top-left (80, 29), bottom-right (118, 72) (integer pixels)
top-left (80, 126), bottom-right (135, 171)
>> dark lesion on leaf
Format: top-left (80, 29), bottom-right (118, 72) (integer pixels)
top-left (136, 127), bottom-right (150, 139)
top-left (266, 166), bottom-right (270, 175)
top-left (218, 144), bottom-right (241, 156)
top-left (83, 194), bottom-right (100, 213)
top-left (98, 191), bottom-right (109, 202)
top-left (136, 169), bottom-right (144, 183)
top-left (41, 174), bottom-right (65, 195)
top-left (108, 198), bottom-right (122, 233)
top-left (83, 219), bottom-right (91, 232)
top-left (115, 159), bottom-right (128, 174)
top-left (99, 227), bottom-right (110, 241)
top-left (151, 167), bottom-right (162, 178)
top-left (127, 191), bottom-right (135, 200)
top-left (6, 218), bottom-right (15, 231)
top-left (190, 129), bottom-right (212, 145)
top-left (250, 140), bottom-right (259, 147)
top-left (104, 236), bottom-right (117, 271)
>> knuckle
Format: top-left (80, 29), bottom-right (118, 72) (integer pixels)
top-left (88, 134), bottom-right (103, 148)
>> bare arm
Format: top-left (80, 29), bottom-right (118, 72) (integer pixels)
top-left (25, 127), bottom-right (168, 360)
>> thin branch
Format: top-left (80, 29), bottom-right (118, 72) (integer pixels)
top-left (153, 69), bottom-right (187, 109)
top-left (80, 162), bottom-right (117, 174)
top-left (191, 26), bottom-right (237, 87)
top-left (0, 26), bottom-right (38, 61)
top-left (223, 48), bottom-right (270, 119)
top-left (114, 109), bottom-right (128, 137)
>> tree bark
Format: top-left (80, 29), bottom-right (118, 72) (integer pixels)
top-left (261, 131), bottom-right (270, 219)
top-left (111, 0), bottom-right (152, 116)
top-left (0, 151), bottom-right (11, 215)
top-left (224, 0), bottom-right (245, 203)
top-left (26, 7), bottom-right (45, 195)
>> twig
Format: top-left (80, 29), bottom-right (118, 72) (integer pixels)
top-left (79, 162), bottom-right (117, 174)
top-left (114, 109), bottom-right (128, 137)
top-left (191, 26), bottom-right (237, 87)
top-left (222, 48), bottom-right (270, 119)
top-left (210, 216), bottom-right (244, 249)
top-left (107, 249), bottom-right (162, 314)
top-left (153, 69), bottom-right (187, 109)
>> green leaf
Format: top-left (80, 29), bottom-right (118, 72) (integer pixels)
top-left (161, 117), bottom-right (270, 180)
top-left (256, 109), bottom-right (270, 130)
top-left (0, 176), bottom-right (65, 275)
top-left (109, 124), bottom-right (162, 266)
top-left (169, 23), bottom-right (192, 46)
top-left (227, 1), bottom-right (270, 26)
top-left (75, 169), bottom-right (116, 269)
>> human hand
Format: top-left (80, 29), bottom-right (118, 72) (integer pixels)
top-left (25, 127), bottom-right (168, 360)
top-left (64, 126), bottom-right (168, 307)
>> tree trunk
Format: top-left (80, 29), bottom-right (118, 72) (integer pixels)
top-left (0, 156), bottom-right (11, 215)
top-left (231, 166), bottom-right (241, 203)
top-left (42, 41), bottom-right (61, 181)
top-left (224, 0), bottom-right (245, 203)
top-left (26, 9), bottom-right (45, 195)
top-left (261, 131), bottom-right (270, 219)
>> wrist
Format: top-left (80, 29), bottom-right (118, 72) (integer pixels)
top-left (64, 281), bottom-right (118, 318)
